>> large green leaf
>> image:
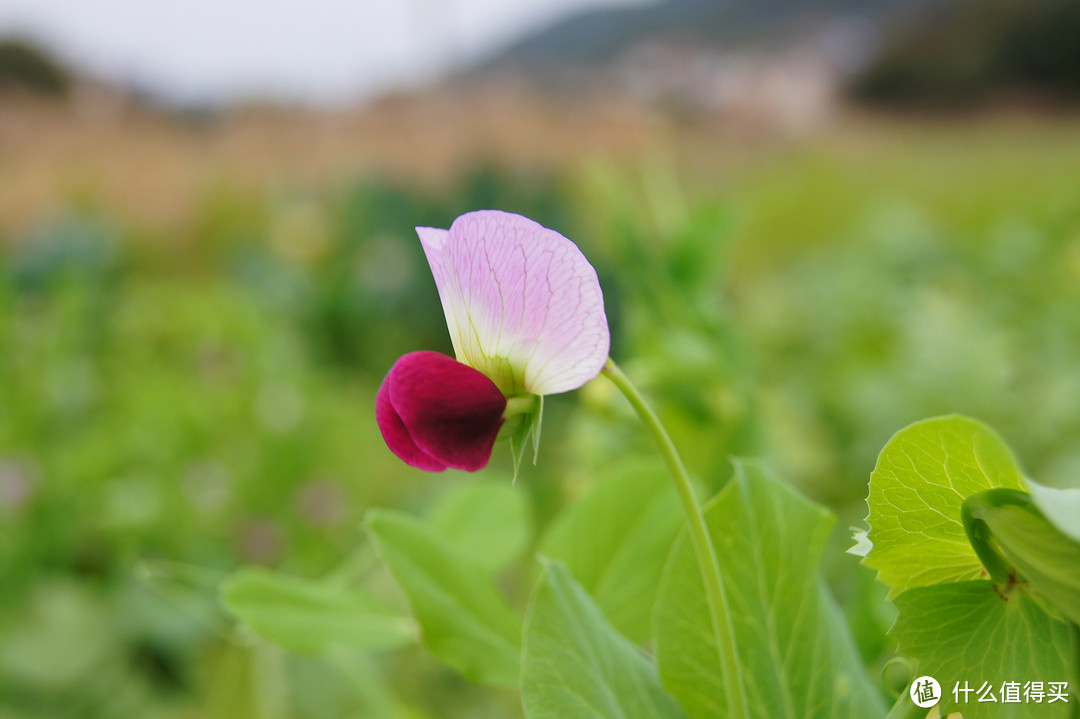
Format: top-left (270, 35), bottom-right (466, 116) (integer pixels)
top-left (540, 459), bottom-right (684, 643)
top-left (220, 567), bottom-right (416, 654)
top-left (521, 559), bottom-right (688, 719)
top-left (366, 508), bottom-right (521, 686)
top-left (891, 581), bottom-right (1072, 719)
top-left (864, 415), bottom-right (1025, 597)
top-left (427, 479), bottom-right (530, 574)
top-left (654, 460), bottom-right (884, 719)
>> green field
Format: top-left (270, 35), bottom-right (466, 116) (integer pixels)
top-left (2, 112), bottom-right (1079, 718)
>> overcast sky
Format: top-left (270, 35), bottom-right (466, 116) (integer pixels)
top-left (0, 0), bottom-right (648, 105)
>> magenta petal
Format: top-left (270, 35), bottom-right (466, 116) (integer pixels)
top-left (376, 351), bottom-right (507, 472)
top-left (376, 376), bottom-right (448, 472)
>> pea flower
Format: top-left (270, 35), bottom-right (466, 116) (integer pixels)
top-left (376, 210), bottom-right (609, 471)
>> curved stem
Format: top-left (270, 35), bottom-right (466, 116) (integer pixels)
top-left (602, 358), bottom-right (749, 719)
top-left (961, 489), bottom-right (1030, 588)
top-left (884, 691), bottom-right (926, 719)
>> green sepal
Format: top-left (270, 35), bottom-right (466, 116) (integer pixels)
top-left (507, 394), bottom-right (543, 481)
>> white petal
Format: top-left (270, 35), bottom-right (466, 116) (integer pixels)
top-left (417, 210), bottom-right (609, 395)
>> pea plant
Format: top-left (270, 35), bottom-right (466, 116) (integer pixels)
top-left (220, 211), bottom-right (1079, 718)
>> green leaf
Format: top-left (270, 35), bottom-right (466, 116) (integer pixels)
top-left (1025, 477), bottom-right (1080, 543)
top-left (891, 581), bottom-right (1072, 719)
top-left (540, 459), bottom-right (684, 643)
top-left (654, 460), bottom-right (884, 719)
top-left (220, 567), bottom-right (415, 654)
top-left (973, 494), bottom-right (1080, 625)
top-left (366, 508), bottom-right (521, 686)
top-left (864, 415), bottom-right (1025, 598)
top-left (428, 479), bottom-right (530, 574)
top-left (521, 559), bottom-right (688, 719)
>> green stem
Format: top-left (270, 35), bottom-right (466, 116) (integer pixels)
top-left (324, 544), bottom-right (377, 586)
top-left (961, 489), bottom-right (1030, 588)
top-left (602, 358), bottom-right (748, 719)
top-left (883, 691), bottom-right (925, 719)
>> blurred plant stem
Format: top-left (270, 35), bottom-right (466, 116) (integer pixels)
top-left (883, 693), bottom-right (927, 719)
top-left (328, 649), bottom-right (416, 718)
top-left (133, 558), bottom-right (233, 639)
top-left (324, 543), bottom-right (379, 586)
top-left (602, 357), bottom-right (749, 719)
top-left (134, 558), bottom-right (226, 588)
top-left (253, 640), bottom-right (290, 719)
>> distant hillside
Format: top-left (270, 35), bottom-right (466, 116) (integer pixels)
top-left (471, 0), bottom-right (1080, 109)
top-left (0, 37), bottom-right (71, 96)
top-left (850, 0), bottom-right (1080, 105)
top-left (474, 0), bottom-right (923, 73)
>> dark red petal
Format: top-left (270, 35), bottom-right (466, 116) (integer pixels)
top-left (376, 372), bottom-right (449, 471)
top-left (384, 351), bottom-right (507, 472)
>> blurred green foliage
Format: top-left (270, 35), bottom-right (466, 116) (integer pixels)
top-left (1, 121), bottom-right (1079, 717)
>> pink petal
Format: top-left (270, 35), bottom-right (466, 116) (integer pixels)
top-left (375, 351), bottom-right (507, 472)
top-left (417, 211), bottom-right (609, 396)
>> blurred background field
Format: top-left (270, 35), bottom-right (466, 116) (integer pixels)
top-left (2, 0), bottom-right (1080, 717)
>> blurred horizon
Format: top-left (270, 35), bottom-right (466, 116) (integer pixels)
top-left (0, 0), bottom-right (652, 106)
top-left (0, 0), bottom-right (1075, 129)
